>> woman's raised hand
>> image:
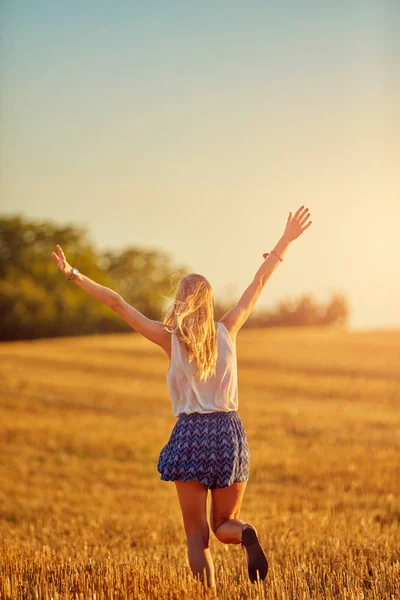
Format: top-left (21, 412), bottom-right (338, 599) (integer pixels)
top-left (51, 244), bottom-right (73, 278)
top-left (283, 206), bottom-right (312, 242)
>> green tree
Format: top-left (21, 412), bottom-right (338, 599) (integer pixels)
top-left (0, 214), bottom-right (349, 341)
top-left (0, 215), bottom-right (189, 341)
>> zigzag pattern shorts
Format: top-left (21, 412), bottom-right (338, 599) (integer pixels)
top-left (157, 410), bottom-right (250, 489)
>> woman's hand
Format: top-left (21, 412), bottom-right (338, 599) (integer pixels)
top-left (282, 206), bottom-right (312, 242)
top-left (51, 244), bottom-right (73, 279)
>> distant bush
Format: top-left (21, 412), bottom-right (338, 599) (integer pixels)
top-left (0, 215), bottom-right (188, 341)
top-left (0, 215), bottom-right (349, 341)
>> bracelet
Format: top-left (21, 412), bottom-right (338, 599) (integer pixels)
top-left (262, 250), bottom-right (283, 262)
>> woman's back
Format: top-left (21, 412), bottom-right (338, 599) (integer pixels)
top-left (167, 322), bottom-right (238, 416)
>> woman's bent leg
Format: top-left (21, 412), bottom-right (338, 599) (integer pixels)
top-left (210, 481), bottom-right (248, 544)
top-left (210, 481), bottom-right (268, 582)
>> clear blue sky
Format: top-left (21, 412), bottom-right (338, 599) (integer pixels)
top-left (0, 1), bottom-right (398, 330)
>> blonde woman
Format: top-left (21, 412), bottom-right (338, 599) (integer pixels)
top-left (51, 205), bottom-right (312, 589)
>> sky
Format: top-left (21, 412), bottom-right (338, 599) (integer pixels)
top-left (0, 1), bottom-right (398, 330)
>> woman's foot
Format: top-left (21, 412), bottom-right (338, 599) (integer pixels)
top-left (241, 523), bottom-right (269, 583)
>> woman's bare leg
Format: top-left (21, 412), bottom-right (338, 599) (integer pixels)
top-left (210, 481), bottom-right (268, 582)
top-left (210, 481), bottom-right (249, 543)
top-left (174, 480), bottom-right (215, 589)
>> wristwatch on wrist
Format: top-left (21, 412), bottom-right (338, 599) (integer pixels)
top-left (67, 267), bottom-right (80, 281)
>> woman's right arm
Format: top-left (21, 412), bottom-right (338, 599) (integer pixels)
top-left (220, 206), bottom-right (312, 337)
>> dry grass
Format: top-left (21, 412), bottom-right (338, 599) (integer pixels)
top-left (0, 326), bottom-right (399, 599)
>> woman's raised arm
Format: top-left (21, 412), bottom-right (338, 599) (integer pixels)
top-left (255, 206), bottom-right (311, 286)
top-left (51, 244), bottom-right (170, 349)
top-left (51, 244), bottom-right (118, 308)
top-left (220, 206), bottom-right (312, 337)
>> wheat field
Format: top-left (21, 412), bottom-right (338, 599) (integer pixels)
top-left (0, 326), bottom-right (399, 599)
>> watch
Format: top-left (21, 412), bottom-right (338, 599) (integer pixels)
top-left (68, 267), bottom-right (80, 281)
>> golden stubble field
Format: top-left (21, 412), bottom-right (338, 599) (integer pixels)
top-left (0, 326), bottom-right (399, 600)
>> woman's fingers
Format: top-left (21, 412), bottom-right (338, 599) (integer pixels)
top-left (294, 205), bottom-right (305, 219)
top-left (52, 251), bottom-right (63, 268)
top-left (297, 207), bottom-right (309, 222)
top-left (299, 211), bottom-right (310, 227)
top-left (56, 244), bottom-right (67, 268)
top-left (57, 244), bottom-right (65, 260)
top-left (51, 246), bottom-right (69, 272)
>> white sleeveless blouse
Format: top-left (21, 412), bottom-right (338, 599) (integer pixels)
top-left (166, 322), bottom-right (238, 416)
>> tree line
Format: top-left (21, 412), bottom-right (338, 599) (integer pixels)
top-left (0, 215), bottom-right (349, 341)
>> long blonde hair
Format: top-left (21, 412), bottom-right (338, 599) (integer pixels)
top-left (162, 274), bottom-right (218, 382)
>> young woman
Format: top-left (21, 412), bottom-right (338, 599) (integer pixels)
top-left (51, 205), bottom-right (312, 589)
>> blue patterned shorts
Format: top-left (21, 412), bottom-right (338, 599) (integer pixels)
top-left (157, 410), bottom-right (250, 489)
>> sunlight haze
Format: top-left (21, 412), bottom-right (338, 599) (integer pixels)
top-left (0, 1), bottom-right (398, 330)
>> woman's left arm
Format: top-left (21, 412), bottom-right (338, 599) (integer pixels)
top-left (111, 296), bottom-right (170, 350)
top-left (51, 244), bottom-right (170, 350)
top-left (71, 270), bottom-right (119, 308)
top-left (52, 244), bottom-right (118, 308)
